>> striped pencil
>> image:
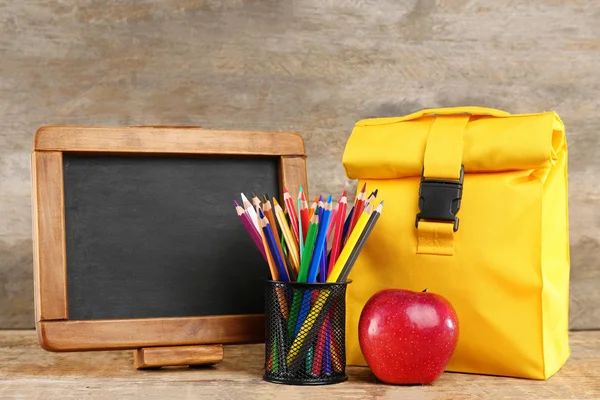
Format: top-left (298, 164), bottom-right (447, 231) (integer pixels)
top-left (234, 201), bottom-right (266, 261)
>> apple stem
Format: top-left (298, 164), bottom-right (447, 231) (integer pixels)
top-left (422, 288), bottom-right (428, 293)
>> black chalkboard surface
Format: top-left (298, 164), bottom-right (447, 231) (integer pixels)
top-left (32, 126), bottom-right (307, 353)
top-left (63, 154), bottom-right (278, 320)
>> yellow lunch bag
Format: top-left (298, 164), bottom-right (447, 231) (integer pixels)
top-left (342, 106), bottom-right (570, 380)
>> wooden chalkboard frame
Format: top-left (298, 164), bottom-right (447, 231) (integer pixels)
top-left (31, 126), bottom-right (307, 352)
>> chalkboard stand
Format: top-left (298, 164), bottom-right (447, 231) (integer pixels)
top-left (134, 344), bottom-right (224, 369)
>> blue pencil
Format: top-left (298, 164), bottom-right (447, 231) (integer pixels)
top-left (307, 195), bottom-right (333, 283)
top-left (293, 197), bottom-right (333, 336)
top-left (259, 209), bottom-right (289, 282)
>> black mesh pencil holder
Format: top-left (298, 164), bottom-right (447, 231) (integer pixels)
top-left (263, 280), bottom-right (350, 385)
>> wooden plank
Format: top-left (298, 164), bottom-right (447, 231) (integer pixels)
top-left (32, 152), bottom-right (68, 321)
top-left (0, 330), bottom-right (599, 398)
top-left (33, 127), bottom-right (305, 156)
top-left (133, 344), bottom-right (224, 369)
top-left (37, 315), bottom-right (265, 351)
top-left (279, 156), bottom-right (309, 202)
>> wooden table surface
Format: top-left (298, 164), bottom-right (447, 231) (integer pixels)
top-left (0, 330), bottom-right (598, 399)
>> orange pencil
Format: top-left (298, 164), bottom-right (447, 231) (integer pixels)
top-left (256, 205), bottom-right (279, 281)
top-left (283, 188), bottom-right (300, 245)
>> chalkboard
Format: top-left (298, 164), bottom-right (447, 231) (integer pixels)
top-left (31, 126), bottom-right (307, 352)
top-left (63, 154), bottom-right (278, 320)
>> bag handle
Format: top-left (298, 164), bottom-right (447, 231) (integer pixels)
top-left (400, 106), bottom-right (511, 122)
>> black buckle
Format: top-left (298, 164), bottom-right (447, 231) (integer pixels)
top-left (415, 165), bottom-right (464, 232)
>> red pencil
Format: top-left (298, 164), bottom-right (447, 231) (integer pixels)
top-left (234, 201), bottom-right (266, 261)
top-left (283, 187), bottom-right (300, 245)
top-left (345, 183), bottom-right (366, 244)
top-left (328, 192), bottom-right (347, 276)
top-left (300, 190), bottom-right (310, 241)
top-left (326, 201), bottom-right (339, 240)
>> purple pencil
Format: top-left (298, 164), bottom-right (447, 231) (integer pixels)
top-left (234, 201), bottom-right (266, 261)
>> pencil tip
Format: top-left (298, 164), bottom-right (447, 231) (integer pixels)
top-left (258, 208), bottom-right (265, 218)
top-left (299, 186), bottom-right (303, 192)
top-left (327, 194), bottom-right (332, 203)
top-left (319, 195), bottom-right (323, 201)
top-left (342, 190), bottom-right (347, 197)
top-left (233, 200), bottom-right (239, 207)
top-left (374, 189), bottom-right (378, 197)
top-left (283, 187), bottom-right (289, 193)
top-left (361, 182), bottom-right (367, 192)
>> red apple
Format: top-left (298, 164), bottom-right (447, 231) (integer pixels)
top-left (358, 288), bottom-right (459, 385)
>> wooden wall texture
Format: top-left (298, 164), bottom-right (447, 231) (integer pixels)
top-left (1, 0), bottom-right (599, 329)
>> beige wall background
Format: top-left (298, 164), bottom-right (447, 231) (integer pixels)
top-left (1, 1), bottom-right (599, 329)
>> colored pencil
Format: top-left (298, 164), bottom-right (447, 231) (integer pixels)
top-left (297, 213), bottom-right (319, 283)
top-left (327, 193), bottom-right (347, 276)
top-left (326, 201), bottom-right (339, 240)
top-left (241, 193), bottom-right (260, 232)
top-left (308, 196), bottom-right (319, 220)
top-left (316, 204), bottom-right (327, 283)
top-left (328, 204), bottom-right (373, 283)
top-left (257, 207), bottom-right (279, 281)
top-left (298, 187), bottom-right (304, 262)
top-left (311, 317), bottom-right (328, 374)
top-left (234, 201), bottom-right (266, 261)
top-left (260, 209), bottom-right (290, 282)
top-left (283, 187), bottom-right (300, 245)
top-left (307, 196), bottom-right (333, 283)
top-left (338, 201), bottom-right (383, 282)
top-left (263, 199), bottom-right (295, 281)
top-left (323, 319), bottom-right (332, 374)
top-left (300, 191), bottom-right (310, 241)
top-left (340, 206), bottom-right (355, 246)
top-left (251, 193), bottom-right (262, 210)
top-left (289, 213), bottom-right (319, 337)
top-left (345, 183), bottom-right (367, 242)
top-left (273, 198), bottom-right (301, 273)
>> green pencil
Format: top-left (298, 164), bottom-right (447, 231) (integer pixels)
top-left (287, 212), bottom-right (320, 341)
top-left (297, 213), bottom-right (319, 283)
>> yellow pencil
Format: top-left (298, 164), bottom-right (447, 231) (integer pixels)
top-left (273, 198), bottom-right (301, 273)
top-left (327, 204), bottom-right (373, 283)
